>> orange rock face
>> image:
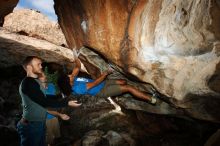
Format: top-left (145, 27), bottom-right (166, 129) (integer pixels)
top-left (55, 0), bottom-right (220, 122)
top-left (54, 0), bottom-right (220, 97)
top-left (55, 0), bottom-right (133, 65)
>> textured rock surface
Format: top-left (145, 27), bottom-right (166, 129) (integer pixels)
top-left (3, 9), bottom-right (67, 46)
top-left (57, 94), bottom-right (219, 146)
top-left (0, 0), bottom-right (18, 26)
top-left (0, 66), bottom-right (24, 146)
top-left (0, 27), bottom-right (74, 67)
top-left (54, 0), bottom-right (220, 122)
top-left (0, 66), bottom-right (219, 146)
top-left (81, 130), bottom-right (105, 146)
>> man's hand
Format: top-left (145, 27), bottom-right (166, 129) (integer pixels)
top-left (60, 114), bottom-right (70, 120)
top-left (68, 100), bottom-right (82, 107)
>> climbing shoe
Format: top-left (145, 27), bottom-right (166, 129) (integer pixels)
top-left (150, 91), bottom-right (160, 104)
top-left (150, 95), bottom-right (157, 104)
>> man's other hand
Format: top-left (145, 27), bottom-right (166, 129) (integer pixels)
top-left (68, 100), bottom-right (82, 107)
top-left (60, 114), bottom-right (70, 120)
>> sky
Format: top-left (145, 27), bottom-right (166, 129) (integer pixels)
top-left (15, 0), bottom-right (57, 21)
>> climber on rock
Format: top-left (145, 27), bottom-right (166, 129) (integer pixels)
top-left (57, 58), bottom-right (157, 105)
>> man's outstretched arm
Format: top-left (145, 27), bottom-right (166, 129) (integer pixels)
top-left (22, 77), bottom-right (81, 108)
top-left (47, 110), bottom-right (70, 120)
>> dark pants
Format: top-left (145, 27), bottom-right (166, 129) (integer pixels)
top-left (17, 120), bottom-right (46, 146)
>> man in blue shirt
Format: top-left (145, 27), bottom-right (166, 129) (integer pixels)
top-left (58, 58), bottom-right (157, 104)
top-left (39, 73), bottom-right (70, 145)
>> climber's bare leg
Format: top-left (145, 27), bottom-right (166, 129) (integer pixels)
top-left (119, 85), bottom-right (152, 101)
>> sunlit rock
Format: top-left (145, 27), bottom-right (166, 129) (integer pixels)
top-left (3, 9), bottom-right (67, 46)
top-left (0, 27), bottom-right (74, 67)
top-left (54, 0), bottom-right (220, 122)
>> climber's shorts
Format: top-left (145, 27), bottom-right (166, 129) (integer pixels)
top-left (96, 80), bottom-right (122, 98)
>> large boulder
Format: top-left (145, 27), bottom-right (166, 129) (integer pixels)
top-left (54, 0), bottom-right (220, 122)
top-left (0, 27), bottom-right (74, 67)
top-left (3, 9), bottom-right (67, 46)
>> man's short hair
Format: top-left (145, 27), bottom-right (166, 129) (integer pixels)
top-left (22, 56), bottom-right (41, 69)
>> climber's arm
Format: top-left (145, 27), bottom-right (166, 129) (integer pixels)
top-left (69, 58), bottom-right (81, 85)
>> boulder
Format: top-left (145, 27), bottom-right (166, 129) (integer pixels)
top-left (3, 9), bottom-right (67, 46)
top-left (54, 0), bottom-right (220, 122)
top-left (0, 27), bottom-right (74, 67)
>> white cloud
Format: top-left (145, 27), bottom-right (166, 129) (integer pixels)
top-left (30, 0), bottom-right (55, 14)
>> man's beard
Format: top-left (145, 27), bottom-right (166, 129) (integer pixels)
top-left (32, 68), bottom-right (43, 75)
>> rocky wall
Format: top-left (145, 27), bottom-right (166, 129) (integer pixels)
top-left (54, 0), bottom-right (220, 122)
